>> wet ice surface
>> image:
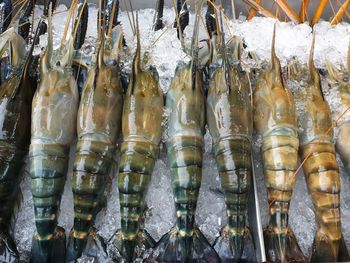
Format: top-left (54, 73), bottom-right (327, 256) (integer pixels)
top-left (13, 5), bottom-right (350, 262)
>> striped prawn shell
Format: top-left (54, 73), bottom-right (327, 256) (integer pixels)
top-left (29, 55), bottom-right (79, 240)
top-left (206, 62), bottom-right (252, 238)
top-left (72, 60), bottom-right (123, 240)
top-left (0, 55), bottom-right (36, 235)
top-left (253, 66), bottom-right (299, 232)
top-left (118, 66), bottom-right (163, 241)
top-left (292, 59), bottom-right (344, 258)
top-left (166, 62), bottom-right (205, 236)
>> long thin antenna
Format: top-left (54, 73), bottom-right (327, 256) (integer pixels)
top-left (72, 0), bottom-right (88, 49)
top-left (61, 0), bottom-right (78, 46)
top-left (45, 3), bottom-right (53, 69)
top-left (243, 0), bottom-right (277, 19)
top-left (107, 0), bottom-right (118, 38)
top-left (335, 0), bottom-right (350, 20)
top-left (172, 0), bottom-right (184, 46)
top-left (20, 18), bottom-right (44, 86)
top-left (331, 0), bottom-right (350, 24)
top-left (231, 0), bottom-right (236, 21)
top-left (247, 0), bottom-right (260, 20)
top-left (154, 0), bottom-right (164, 31)
top-left (275, 0), bottom-right (301, 23)
top-left (98, 0), bottom-right (102, 40)
top-left (121, 0), bottom-right (135, 35)
top-left (218, 7), bottom-right (225, 48)
top-left (8, 0), bottom-right (31, 29)
top-left (128, 0), bottom-right (136, 36)
top-left (191, 0), bottom-right (202, 59)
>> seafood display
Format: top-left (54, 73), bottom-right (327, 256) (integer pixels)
top-left (207, 33), bottom-right (256, 261)
top-left (1, 0), bottom-right (350, 262)
top-left (67, 19), bottom-right (124, 263)
top-left (290, 36), bottom-right (349, 262)
top-left (253, 26), bottom-right (306, 262)
top-left (113, 19), bottom-right (163, 262)
top-left (29, 7), bottom-right (79, 262)
top-left (0, 25), bottom-right (40, 262)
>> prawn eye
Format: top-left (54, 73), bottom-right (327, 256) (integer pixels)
top-left (343, 76), bottom-right (349, 83)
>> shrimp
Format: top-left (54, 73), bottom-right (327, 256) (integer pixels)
top-left (151, 8), bottom-right (220, 263)
top-left (111, 17), bottom-right (163, 262)
top-left (253, 25), bottom-right (306, 263)
top-left (67, 20), bottom-right (124, 262)
top-left (290, 35), bottom-right (349, 262)
top-left (0, 24), bottom-right (40, 263)
top-left (29, 6), bottom-right (79, 262)
top-left (207, 35), bottom-right (257, 262)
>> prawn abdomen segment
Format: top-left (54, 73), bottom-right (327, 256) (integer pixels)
top-left (261, 126), bottom-right (306, 262)
top-left (153, 135), bottom-right (219, 262)
top-left (116, 138), bottom-right (158, 260)
top-left (262, 126), bottom-right (299, 228)
top-left (0, 142), bottom-right (25, 226)
top-left (301, 141), bottom-right (349, 261)
top-left (29, 143), bottom-right (69, 238)
top-left (302, 141), bottom-right (340, 237)
top-left (68, 138), bottom-right (115, 261)
top-left (214, 137), bottom-right (251, 232)
top-left (167, 135), bottom-right (203, 234)
top-left (71, 140), bottom-right (115, 225)
top-left (29, 143), bottom-right (69, 263)
top-left (0, 141), bottom-right (24, 262)
top-left (150, 59), bottom-right (219, 261)
top-left (213, 136), bottom-right (256, 261)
